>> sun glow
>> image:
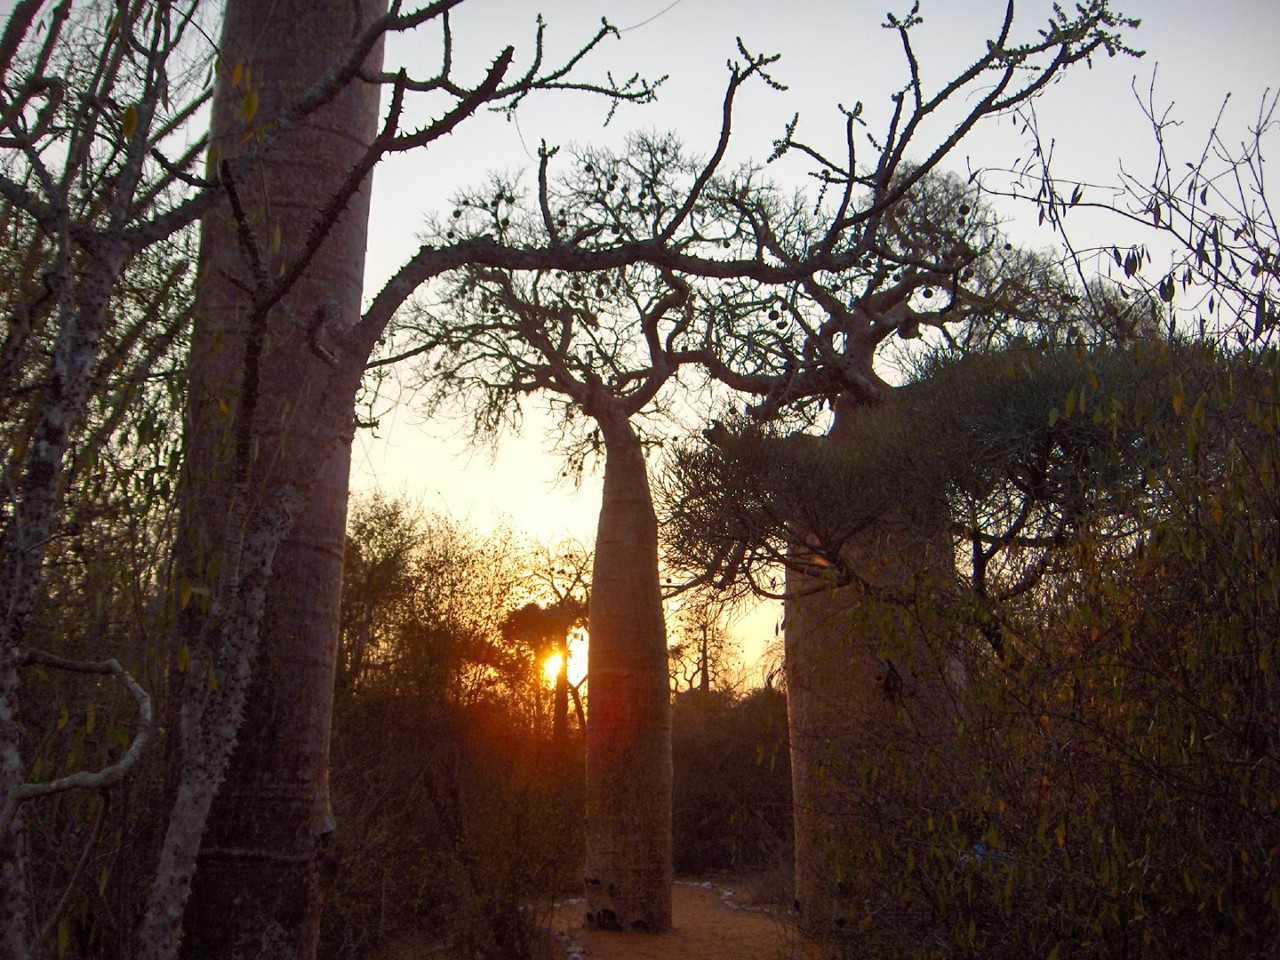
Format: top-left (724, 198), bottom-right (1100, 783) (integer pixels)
top-left (542, 651), bottom-right (564, 685)
top-left (542, 628), bottom-right (589, 689)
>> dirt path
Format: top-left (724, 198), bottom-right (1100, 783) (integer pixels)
top-left (549, 881), bottom-right (813, 960)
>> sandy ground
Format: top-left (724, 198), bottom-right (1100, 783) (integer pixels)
top-left (548, 880), bottom-right (814, 960)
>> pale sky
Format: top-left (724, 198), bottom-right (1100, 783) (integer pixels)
top-left (349, 1), bottom-right (1278, 669)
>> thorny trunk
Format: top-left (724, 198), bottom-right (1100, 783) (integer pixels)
top-left (584, 411), bottom-right (673, 932)
top-left (153, 0), bottom-right (384, 957)
top-left (139, 490), bottom-right (301, 960)
top-left (0, 19), bottom-right (172, 950)
top-left (0, 246), bottom-right (126, 960)
top-left (785, 392), bottom-right (956, 943)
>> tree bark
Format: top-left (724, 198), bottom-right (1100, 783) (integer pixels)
top-left (584, 411), bottom-right (673, 932)
top-left (785, 393), bottom-right (955, 942)
top-left (172, 1), bottom-right (384, 957)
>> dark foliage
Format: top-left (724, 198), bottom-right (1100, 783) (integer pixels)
top-left (671, 685), bottom-right (792, 881)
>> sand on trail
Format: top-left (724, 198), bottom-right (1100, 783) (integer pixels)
top-left (548, 880), bottom-right (814, 960)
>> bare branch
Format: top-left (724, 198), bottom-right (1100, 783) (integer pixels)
top-left (0, 651), bottom-right (152, 835)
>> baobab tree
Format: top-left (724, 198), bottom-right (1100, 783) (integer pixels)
top-left (657, 171), bottom-right (1139, 939)
top-left (662, 334), bottom-right (1271, 953)
top-left (398, 154), bottom-right (737, 925)
top-left (164, 2), bottom-right (666, 956)
top-left (166, 1), bottom-right (388, 953)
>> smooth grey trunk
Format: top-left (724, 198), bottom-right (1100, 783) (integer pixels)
top-left (164, 1), bottom-right (384, 957)
top-left (584, 411), bottom-right (673, 932)
top-left (784, 393), bottom-right (955, 941)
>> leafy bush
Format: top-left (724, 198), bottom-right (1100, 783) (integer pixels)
top-left (802, 343), bottom-right (1280, 958)
top-left (323, 692), bottom-right (582, 960)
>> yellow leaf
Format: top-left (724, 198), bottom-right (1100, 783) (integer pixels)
top-left (180, 578), bottom-right (193, 609)
top-left (121, 104), bottom-right (139, 141)
top-left (205, 143), bottom-right (222, 178)
top-left (176, 644), bottom-right (190, 673)
top-left (56, 704), bottom-right (69, 732)
top-left (1172, 391), bottom-right (1185, 416)
top-left (241, 87), bottom-right (259, 124)
top-left (207, 664), bottom-right (219, 692)
top-left (85, 700), bottom-right (96, 735)
top-left (1055, 822), bottom-right (1066, 847)
top-left (231, 60), bottom-right (244, 87)
top-left (271, 223), bottom-right (282, 255)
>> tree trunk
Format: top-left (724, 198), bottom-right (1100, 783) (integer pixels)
top-left (554, 634), bottom-right (569, 751)
top-left (699, 624), bottom-right (710, 695)
top-left (584, 411), bottom-right (673, 932)
top-left (785, 393), bottom-right (956, 942)
top-left (173, 1), bottom-right (383, 957)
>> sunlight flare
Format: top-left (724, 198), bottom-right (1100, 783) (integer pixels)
top-left (543, 651), bottom-right (564, 686)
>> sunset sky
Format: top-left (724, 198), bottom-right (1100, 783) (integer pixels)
top-left (348, 0), bottom-right (1278, 670)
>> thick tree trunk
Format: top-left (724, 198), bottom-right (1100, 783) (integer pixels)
top-left (173, 1), bottom-right (383, 957)
top-left (785, 393), bottom-right (955, 942)
top-left (584, 412), bottom-right (673, 932)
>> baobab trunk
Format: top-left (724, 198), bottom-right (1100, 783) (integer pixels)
top-left (785, 393), bottom-right (955, 942)
top-left (584, 411), bottom-right (673, 931)
top-left (174, 1), bottom-right (384, 956)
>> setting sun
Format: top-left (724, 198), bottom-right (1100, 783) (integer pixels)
top-left (566, 628), bottom-right (588, 686)
top-left (541, 628), bottom-right (589, 688)
top-left (542, 651), bottom-right (564, 685)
